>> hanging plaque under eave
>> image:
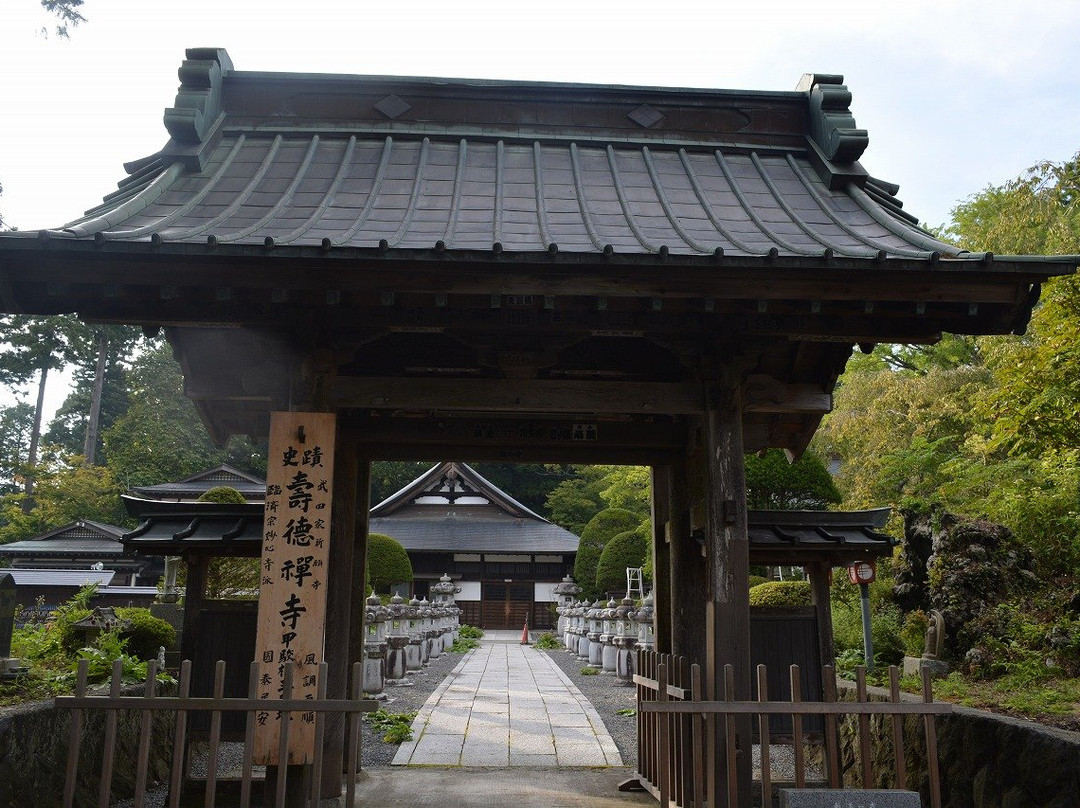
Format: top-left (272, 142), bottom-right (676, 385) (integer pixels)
top-left (253, 411), bottom-right (336, 765)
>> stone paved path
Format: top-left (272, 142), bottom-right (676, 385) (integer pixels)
top-left (392, 632), bottom-right (622, 767)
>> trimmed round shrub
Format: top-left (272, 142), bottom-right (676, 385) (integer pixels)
top-left (573, 508), bottom-right (643, 600)
top-left (197, 486), bottom-right (247, 504)
top-left (748, 580), bottom-right (811, 607)
top-left (595, 524), bottom-right (649, 596)
top-left (748, 575), bottom-right (770, 589)
top-left (367, 533), bottom-right (413, 594)
top-left (116, 608), bottom-right (177, 660)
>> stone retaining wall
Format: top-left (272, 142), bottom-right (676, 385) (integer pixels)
top-left (837, 680), bottom-right (1080, 808)
top-left (0, 684), bottom-right (174, 808)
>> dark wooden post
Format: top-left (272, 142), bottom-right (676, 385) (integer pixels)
top-left (808, 561), bottom-right (835, 670)
top-left (703, 382), bottom-right (752, 807)
top-left (347, 457), bottom-right (372, 774)
top-left (649, 465), bottom-right (672, 654)
top-left (179, 555), bottom-right (206, 664)
top-left (319, 436), bottom-right (359, 797)
top-left (668, 453), bottom-right (705, 667)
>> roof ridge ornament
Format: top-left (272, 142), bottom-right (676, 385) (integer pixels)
top-left (164, 48), bottom-right (233, 146)
top-left (796, 73), bottom-right (868, 164)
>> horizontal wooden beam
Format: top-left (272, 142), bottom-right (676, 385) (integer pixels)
top-left (332, 377), bottom-right (705, 414)
top-left (742, 375), bottom-right (832, 414)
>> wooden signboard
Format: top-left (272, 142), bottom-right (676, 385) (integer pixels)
top-left (253, 411), bottom-right (336, 765)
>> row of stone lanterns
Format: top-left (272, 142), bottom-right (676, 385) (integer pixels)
top-left (362, 573), bottom-right (462, 694)
top-left (553, 575), bottom-right (654, 686)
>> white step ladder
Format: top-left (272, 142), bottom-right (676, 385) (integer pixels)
top-left (626, 567), bottom-right (644, 600)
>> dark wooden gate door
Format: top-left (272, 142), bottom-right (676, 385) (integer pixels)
top-left (481, 581), bottom-right (532, 629)
top-left (750, 606), bottom-right (823, 736)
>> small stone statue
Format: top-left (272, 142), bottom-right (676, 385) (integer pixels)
top-left (922, 609), bottom-right (945, 660)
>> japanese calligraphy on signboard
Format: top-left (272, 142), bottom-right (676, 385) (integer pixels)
top-left (253, 411), bottom-right (335, 765)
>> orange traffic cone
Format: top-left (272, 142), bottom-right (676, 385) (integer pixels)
top-left (520, 620), bottom-right (530, 645)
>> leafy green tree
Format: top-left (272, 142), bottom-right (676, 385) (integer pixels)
top-left (0, 456), bottom-right (127, 543)
top-left (471, 463), bottom-right (575, 514)
top-left (101, 341), bottom-right (231, 488)
top-left (39, 0), bottom-right (86, 38)
top-left (0, 402), bottom-right (35, 495)
top-left (367, 533), bottom-right (413, 593)
top-left (573, 508), bottom-right (643, 601)
top-left (0, 315), bottom-right (84, 510)
top-left (744, 449), bottom-right (841, 510)
top-left (545, 466), bottom-right (608, 536)
top-left (370, 461), bottom-right (435, 506)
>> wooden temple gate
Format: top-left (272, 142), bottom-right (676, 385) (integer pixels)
top-left (0, 47), bottom-right (1073, 805)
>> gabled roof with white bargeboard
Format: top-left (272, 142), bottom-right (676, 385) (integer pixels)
top-left (369, 461), bottom-right (579, 554)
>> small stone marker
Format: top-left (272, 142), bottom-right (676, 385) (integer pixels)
top-left (0, 573), bottom-right (27, 679)
top-left (779, 789), bottom-right (922, 808)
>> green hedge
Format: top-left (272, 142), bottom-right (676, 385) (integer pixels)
top-left (197, 486), bottom-right (247, 504)
top-left (748, 575), bottom-right (770, 589)
top-left (748, 580), bottom-right (811, 607)
top-left (595, 525), bottom-right (649, 596)
top-left (573, 508), bottom-right (642, 600)
top-left (115, 608), bottom-right (176, 660)
top-left (367, 533), bottom-right (413, 594)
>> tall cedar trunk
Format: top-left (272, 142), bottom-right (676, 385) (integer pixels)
top-left (22, 364), bottom-right (48, 514)
top-left (82, 329), bottom-right (108, 465)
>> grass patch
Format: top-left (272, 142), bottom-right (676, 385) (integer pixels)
top-left (580, 666), bottom-right (600, 676)
top-left (364, 709), bottom-right (418, 744)
top-left (533, 632), bottom-right (561, 650)
top-left (450, 637), bottom-right (480, 653)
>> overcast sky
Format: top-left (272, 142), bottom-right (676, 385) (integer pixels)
top-left (1, 0), bottom-right (1078, 414)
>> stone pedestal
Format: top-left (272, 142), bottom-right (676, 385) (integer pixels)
top-left (386, 636), bottom-right (409, 681)
top-left (614, 636), bottom-right (637, 686)
top-left (362, 643), bottom-right (386, 694)
top-left (405, 640), bottom-right (423, 672)
top-left (902, 656), bottom-right (949, 679)
top-left (601, 637), bottom-right (618, 673)
top-left (587, 633), bottom-right (603, 666)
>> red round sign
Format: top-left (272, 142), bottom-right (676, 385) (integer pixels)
top-left (848, 561), bottom-right (876, 585)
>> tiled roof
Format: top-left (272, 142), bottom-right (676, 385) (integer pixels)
top-left (22, 50), bottom-right (996, 264)
top-left (746, 508), bottom-right (895, 563)
top-left (3, 569), bottom-right (117, 587)
top-left (370, 510), bottom-right (580, 554)
top-left (131, 464), bottom-right (266, 501)
top-left (56, 136), bottom-right (954, 259)
top-left (0, 520), bottom-right (127, 557)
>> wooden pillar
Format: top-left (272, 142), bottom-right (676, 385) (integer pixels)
top-left (809, 561), bottom-right (835, 671)
top-left (668, 453), bottom-right (706, 667)
top-left (348, 457), bottom-right (373, 771)
top-left (179, 555), bottom-right (206, 664)
top-left (649, 465), bottom-right (672, 655)
top-left (319, 437), bottom-right (359, 797)
top-left (703, 383), bottom-right (752, 808)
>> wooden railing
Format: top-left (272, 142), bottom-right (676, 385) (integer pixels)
top-left (634, 649), bottom-right (949, 808)
top-left (55, 658), bottom-right (377, 808)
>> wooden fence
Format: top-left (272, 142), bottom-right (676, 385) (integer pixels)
top-left (55, 658), bottom-right (377, 808)
top-left (634, 649), bottom-right (949, 808)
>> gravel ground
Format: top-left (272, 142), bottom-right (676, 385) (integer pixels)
top-left (361, 647), bottom-right (463, 766)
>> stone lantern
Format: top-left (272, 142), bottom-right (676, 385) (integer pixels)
top-left (601, 597), bottom-right (619, 673)
top-left (633, 592), bottom-right (655, 653)
top-left (553, 575), bottom-right (582, 638)
top-left (614, 596), bottom-right (637, 686)
top-left (576, 601), bottom-right (591, 660)
top-left (385, 594), bottom-right (411, 682)
top-left (405, 596), bottom-right (424, 671)
top-left (430, 573), bottom-right (461, 650)
top-left (362, 592), bottom-right (387, 694)
top-left (587, 599), bottom-right (604, 667)
top-left (562, 599), bottom-right (579, 651)
top-left (422, 598), bottom-right (441, 661)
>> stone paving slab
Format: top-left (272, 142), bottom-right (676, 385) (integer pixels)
top-left (393, 639), bottom-right (623, 768)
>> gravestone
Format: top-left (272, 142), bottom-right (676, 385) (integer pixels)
top-left (0, 573), bottom-right (27, 678)
top-left (779, 789), bottom-right (921, 808)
